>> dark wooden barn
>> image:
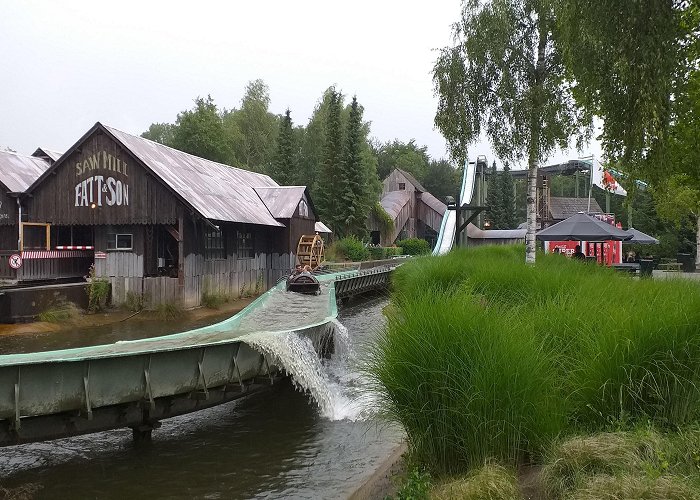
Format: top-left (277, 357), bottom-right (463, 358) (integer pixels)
top-left (14, 122), bottom-right (319, 307)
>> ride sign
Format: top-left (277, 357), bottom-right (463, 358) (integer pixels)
top-left (8, 254), bottom-right (22, 269)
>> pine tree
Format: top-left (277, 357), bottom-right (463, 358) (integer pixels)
top-left (501, 163), bottom-right (517, 229)
top-left (342, 96), bottom-right (369, 238)
top-left (315, 89), bottom-right (345, 234)
top-left (487, 162), bottom-right (505, 228)
top-left (270, 109), bottom-right (296, 185)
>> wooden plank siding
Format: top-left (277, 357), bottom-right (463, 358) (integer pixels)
top-left (25, 130), bottom-right (179, 226)
top-left (0, 190), bottom-right (18, 227)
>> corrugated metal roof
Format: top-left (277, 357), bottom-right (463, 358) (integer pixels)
top-left (419, 191), bottom-right (447, 215)
top-left (549, 197), bottom-right (602, 221)
top-left (0, 151), bottom-right (51, 193)
top-left (254, 186), bottom-right (307, 218)
top-left (315, 221), bottom-right (332, 233)
top-left (380, 190), bottom-right (412, 220)
top-left (104, 125), bottom-right (283, 227)
top-left (32, 147), bottom-right (63, 162)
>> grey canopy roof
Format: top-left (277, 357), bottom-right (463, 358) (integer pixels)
top-left (536, 213), bottom-right (633, 241)
top-left (625, 227), bottom-right (659, 245)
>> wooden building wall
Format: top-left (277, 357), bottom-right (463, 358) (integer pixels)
top-left (181, 220), bottom-right (292, 309)
top-left (383, 170), bottom-right (418, 197)
top-left (25, 130), bottom-right (179, 226)
top-left (93, 225), bottom-right (145, 305)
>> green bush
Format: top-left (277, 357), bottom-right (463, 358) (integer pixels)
top-left (201, 290), bottom-right (230, 309)
top-left (156, 301), bottom-right (183, 320)
top-left (124, 291), bottom-right (145, 312)
top-left (365, 245), bottom-right (700, 474)
top-left (395, 238), bottom-right (431, 255)
top-left (85, 265), bottom-right (110, 313)
top-left (331, 236), bottom-right (370, 262)
top-left (367, 246), bottom-right (404, 261)
top-left (38, 303), bottom-right (77, 323)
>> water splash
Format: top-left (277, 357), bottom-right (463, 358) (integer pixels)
top-left (240, 320), bottom-right (371, 422)
top-left (241, 329), bottom-right (335, 418)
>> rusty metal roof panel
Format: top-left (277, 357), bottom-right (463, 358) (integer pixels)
top-left (104, 126), bottom-right (283, 227)
top-left (380, 190), bottom-right (412, 220)
top-left (0, 151), bottom-right (51, 193)
top-left (254, 186), bottom-right (307, 218)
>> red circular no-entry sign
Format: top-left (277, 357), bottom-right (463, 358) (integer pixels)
top-left (8, 254), bottom-right (22, 269)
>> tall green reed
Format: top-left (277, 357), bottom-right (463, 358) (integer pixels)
top-left (366, 245), bottom-right (700, 473)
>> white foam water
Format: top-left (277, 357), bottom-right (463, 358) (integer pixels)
top-left (241, 320), bottom-right (370, 422)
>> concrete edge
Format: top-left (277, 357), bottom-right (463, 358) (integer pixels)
top-left (347, 441), bottom-right (408, 500)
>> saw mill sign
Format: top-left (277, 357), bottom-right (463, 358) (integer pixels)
top-left (74, 151), bottom-right (130, 208)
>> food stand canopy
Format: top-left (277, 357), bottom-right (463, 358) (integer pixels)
top-left (536, 213), bottom-right (633, 241)
top-left (624, 228), bottom-right (659, 245)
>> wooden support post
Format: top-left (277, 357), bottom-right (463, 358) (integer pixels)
top-left (177, 215), bottom-right (184, 297)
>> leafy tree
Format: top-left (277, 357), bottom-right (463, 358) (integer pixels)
top-left (172, 95), bottom-right (231, 164)
top-left (141, 123), bottom-right (176, 146)
top-left (434, 0), bottom-right (590, 263)
top-left (373, 139), bottom-right (430, 181)
top-left (269, 109), bottom-right (297, 185)
top-left (487, 162), bottom-right (505, 228)
top-left (501, 163), bottom-right (517, 229)
top-left (423, 159), bottom-right (461, 203)
top-left (555, 0), bottom-right (682, 172)
top-left (224, 79), bottom-right (278, 173)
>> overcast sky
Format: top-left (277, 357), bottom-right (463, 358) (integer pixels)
top-left (1, 1), bottom-right (599, 168)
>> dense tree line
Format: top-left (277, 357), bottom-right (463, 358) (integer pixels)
top-left (142, 80), bottom-right (460, 239)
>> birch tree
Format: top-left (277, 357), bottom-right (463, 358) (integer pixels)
top-left (433, 0), bottom-right (590, 263)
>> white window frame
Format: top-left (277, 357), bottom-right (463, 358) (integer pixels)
top-left (107, 233), bottom-right (133, 251)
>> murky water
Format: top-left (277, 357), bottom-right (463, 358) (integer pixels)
top-left (0, 295), bottom-right (402, 499)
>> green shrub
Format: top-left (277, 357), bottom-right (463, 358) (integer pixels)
top-left (85, 265), bottom-right (110, 313)
top-left (367, 246), bottom-right (403, 260)
top-left (124, 291), bottom-right (145, 312)
top-left (156, 302), bottom-right (183, 320)
top-left (395, 238), bottom-right (430, 256)
top-left (201, 290), bottom-right (230, 309)
top-left (393, 467), bottom-right (431, 500)
top-left (331, 236), bottom-right (370, 262)
top-left (431, 464), bottom-right (521, 500)
top-left (38, 303), bottom-right (77, 323)
top-left (366, 245), bottom-right (700, 474)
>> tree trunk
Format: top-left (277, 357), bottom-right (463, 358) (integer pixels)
top-left (525, 26), bottom-right (548, 265)
top-left (696, 214), bottom-right (700, 271)
top-left (525, 135), bottom-right (540, 265)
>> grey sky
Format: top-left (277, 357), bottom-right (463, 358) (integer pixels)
top-left (1, 1), bottom-right (598, 168)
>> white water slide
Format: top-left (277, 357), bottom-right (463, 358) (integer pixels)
top-left (432, 161), bottom-right (478, 255)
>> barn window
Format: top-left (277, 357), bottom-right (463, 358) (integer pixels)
top-left (399, 182), bottom-right (406, 190)
top-left (237, 230), bottom-right (254, 259)
top-left (204, 227), bottom-right (225, 260)
top-left (106, 233), bottom-right (133, 251)
top-left (298, 199), bottom-right (309, 218)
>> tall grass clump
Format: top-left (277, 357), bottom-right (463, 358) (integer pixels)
top-left (365, 286), bottom-right (565, 473)
top-left (367, 244), bottom-right (700, 474)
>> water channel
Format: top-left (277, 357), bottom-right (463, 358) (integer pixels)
top-left (0, 295), bottom-right (402, 499)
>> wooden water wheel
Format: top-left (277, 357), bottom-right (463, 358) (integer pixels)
top-left (296, 234), bottom-right (325, 270)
